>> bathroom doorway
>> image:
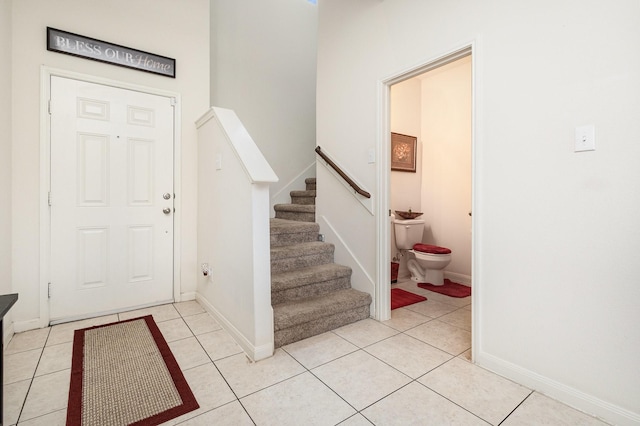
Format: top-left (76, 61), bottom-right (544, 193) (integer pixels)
top-left (390, 54), bottom-right (472, 287)
top-left (377, 45), bottom-right (475, 358)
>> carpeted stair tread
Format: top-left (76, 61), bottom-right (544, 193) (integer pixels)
top-left (273, 204), bottom-right (315, 213)
top-left (305, 179), bottom-right (316, 191)
top-left (272, 263), bottom-right (351, 292)
top-left (271, 263), bottom-right (352, 304)
top-left (270, 218), bottom-right (318, 235)
top-left (290, 190), bottom-right (316, 205)
top-left (273, 203), bottom-right (316, 222)
top-left (270, 218), bottom-right (319, 245)
top-left (270, 241), bottom-right (334, 273)
top-left (275, 306), bottom-right (369, 347)
top-left (273, 288), bottom-right (372, 331)
top-left (290, 190), bottom-right (316, 197)
top-left (270, 241), bottom-right (333, 260)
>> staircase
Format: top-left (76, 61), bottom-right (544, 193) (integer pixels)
top-left (270, 178), bottom-right (372, 347)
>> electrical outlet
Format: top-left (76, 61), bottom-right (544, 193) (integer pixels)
top-left (201, 263), bottom-right (213, 277)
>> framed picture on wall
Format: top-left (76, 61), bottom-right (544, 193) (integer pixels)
top-left (391, 132), bottom-right (417, 172)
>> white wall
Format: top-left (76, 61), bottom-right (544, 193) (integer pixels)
top-left (10, 0), bottom-right (209, 326)
top-left (210, 0), bottom-right (317, 207)
top-left (317, 1), bottom-right (640, 424)
top-left (420, 56), bottom-right (472, 281)
top-left (0, 0), bottom-right (14, 340)
top-left (196, 109), bottom-right (276, 361)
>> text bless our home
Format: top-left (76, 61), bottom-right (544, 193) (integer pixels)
top-left (47, 28), bottom-right (175, 77)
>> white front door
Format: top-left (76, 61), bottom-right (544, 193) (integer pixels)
top-left (49, 76), bottom-right (175, 322)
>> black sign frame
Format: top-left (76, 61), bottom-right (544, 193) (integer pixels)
top-left (46, 27), bottom-right (176, 78)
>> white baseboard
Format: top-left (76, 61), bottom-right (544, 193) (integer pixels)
top-left (3, 322), bottom-right (15, 350)
top-left (444, 271), bottom-right (471, 286)
top-left (13, 318), bottom-right (42, 333)
top-left (476, 351), bottom-right (640, 426)
top-left (179, 292), bottom-right (196, 302)
top-left (195, 293), bottom-right (273, 362)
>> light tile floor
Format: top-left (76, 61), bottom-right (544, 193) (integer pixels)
top-left (3, 278), bottom-right (610, 425)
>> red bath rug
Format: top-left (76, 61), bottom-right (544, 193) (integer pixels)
top-left (391, 288), bottom-right (427, 310)
top-left (418, 279), bottom-right (471, 298)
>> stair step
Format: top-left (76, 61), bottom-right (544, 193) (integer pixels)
top-left (268, 176), bottom-right (371, 348)
top-left (270, 241), bottom-right (334, 273)
top-left (273, 289), bottom-right (372, 347)
top-left (270, 218), bottom-right (319, 247)
top-left (271, 263), bottom-right (352, 304)
top-left (290, 190), bottom-right (316, 205)
top-left (305, 177), bottom-right (316, 191)
top-left (274, 204), bottom-right (315, 222)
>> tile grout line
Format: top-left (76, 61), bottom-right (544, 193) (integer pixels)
top-left (282, 326), bottom-right (448, 424)
top-left (378, 302), bottom-right (491, 424)
top-left (496, 391), bottom-right (535, 426)
top-left (276, 305), bottom-right (472, 425)
top-left (13, 327), bottom-right (52, 425)
top-left (181, 311), bottom-right (257, 425)
top-left (282, 343), bottom-right (363, 422)
top-left (417, 378), bottom-right (494, 425)
top-left (349, 326), bottom-right (468, 422)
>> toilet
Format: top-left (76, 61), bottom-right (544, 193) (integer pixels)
top-left (393, 217), bottom-right (452, 286)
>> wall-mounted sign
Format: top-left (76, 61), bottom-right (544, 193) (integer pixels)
top-left (47, 27), bottom-right (176, 78)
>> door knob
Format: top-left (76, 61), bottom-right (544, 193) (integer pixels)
top-left (163, 207), bottom-right (171, 214)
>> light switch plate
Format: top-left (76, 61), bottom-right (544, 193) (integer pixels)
top-left (367, 148), bottom-right (376, 164)
top-left (575, 124), bottom-right (595, 152)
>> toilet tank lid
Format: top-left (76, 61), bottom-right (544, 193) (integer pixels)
top-left (413, 243), bottom-right (451, 254)
top-left (393, 218), bottom-right (425, 225)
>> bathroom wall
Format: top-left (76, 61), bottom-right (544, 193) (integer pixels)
top-left (390, 77), bottom-right (422, 276)
top-left (420, 56), bottom-right (472, 282)
top-left (390, 77), bottom-right (422, 213)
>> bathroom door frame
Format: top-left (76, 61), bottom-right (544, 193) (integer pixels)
top-left (375, 42), bottom-right (479, 359)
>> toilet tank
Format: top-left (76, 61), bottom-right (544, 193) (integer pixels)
top-left (393, 219), bottom-right (425, 249)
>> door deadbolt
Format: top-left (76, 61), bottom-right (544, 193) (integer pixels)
top-left (163, 193), bottom-right (171, 200)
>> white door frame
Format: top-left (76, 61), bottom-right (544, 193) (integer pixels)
top-left (375, 42), bottom-right (479, 359)
top-left (39, 66), bottom-right (182, 328)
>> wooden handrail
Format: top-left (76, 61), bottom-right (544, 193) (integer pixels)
top-left (315, 146), bottom-right (371, 198)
